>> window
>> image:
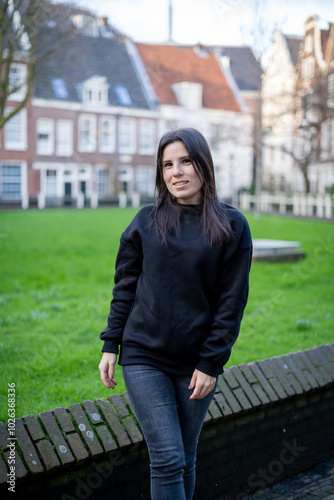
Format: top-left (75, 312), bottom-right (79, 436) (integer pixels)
top-left (99, 116), bottom-right (115, 153)
top-left (1, 164), bottom-right (21, 199)
top-left (52, 79), bottom-right (68, 99)
top-left (4, 109), bottom-right (27, 151)
top-left (321, 120), bottom-right (331, 157)
top-left (138, 120), bottom-right (155, 154)
top-left (172, 82), bottom-right (203, 108)
top-left (56, 120), bottom-right (73, 156)
top-left (82, 76), bottom-right (109, 106)
top-left (36, 118), bottom-right (54, 155)
top-left (114, 86), bottom-right (132, 106)
top-left (136, 167), bottom-right (155, 196)
top-left (322, 168), bottom-right (331, 189)
top-left (304, 34), bottom-right (313, 54)
top-left (165, 120), bottom-right (179, 132)
top-left (78, 114), bottom-right (97, 152)
top-left (71, 14), bottom-right (98, 36)
top-left (8, 63), bottom-right (27, 102)
top-left (118, 118), bottom-right (136, 154)
top-left (302, 57), bottom-right (315, 79)
top-left (45, 170), bottom-right (57, 197)
top-left (210, 124), bottom-right (223, 152)
top-left (97, 169), bottom-right (110, 198)
top-left (328, 73), bottom-right (334, 108)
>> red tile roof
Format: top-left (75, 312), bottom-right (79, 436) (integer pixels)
top-left (136, 43), bottom-right (241, 112)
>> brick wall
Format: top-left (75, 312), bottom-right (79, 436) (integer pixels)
top-left (1, 344), bottom-right (334, 500)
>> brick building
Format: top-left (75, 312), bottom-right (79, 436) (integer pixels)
top-left (0, 7), bottom-right (158, 209)
top-left (0, 3), bottom-right (260, 208)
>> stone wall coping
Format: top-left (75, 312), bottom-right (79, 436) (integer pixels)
top-left (1, 343), bottom-right (334, 490)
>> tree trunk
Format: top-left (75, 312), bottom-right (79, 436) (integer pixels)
top-left (301, 165), bottom-right (311, 193)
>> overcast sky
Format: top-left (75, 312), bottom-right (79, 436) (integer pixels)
top-left (69, 0), bottom-right (333, 49)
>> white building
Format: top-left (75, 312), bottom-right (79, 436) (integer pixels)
top-left (133, 42), bottom-right (254, 202)
top-left (262, 31), bottom-right (304, 192)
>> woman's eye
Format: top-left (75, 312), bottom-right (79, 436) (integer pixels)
top-left (182, 158), bottom-right (191, 164)
top-left (164, 163), bottom-right (172, 168)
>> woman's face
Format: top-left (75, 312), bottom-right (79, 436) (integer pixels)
top-left (162, 141), bottom-right (203, 205)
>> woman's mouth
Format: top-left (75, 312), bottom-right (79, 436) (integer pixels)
top-left (173, 181), bottom-right (188, 187)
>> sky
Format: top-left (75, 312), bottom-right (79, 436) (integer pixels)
top-left (68, 0), bottom-right (334, 52)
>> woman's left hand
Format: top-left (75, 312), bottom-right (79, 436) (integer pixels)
top-left (188, 369), bottom-right (217, 400)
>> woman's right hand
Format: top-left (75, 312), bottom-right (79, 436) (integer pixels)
top-left (99, 352), bottom-right (118, 389)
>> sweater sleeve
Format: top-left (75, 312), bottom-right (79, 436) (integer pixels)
top-left (100, 231), bottom-right (143, 353)
top-left (195, 216), bottom-right (252, 377)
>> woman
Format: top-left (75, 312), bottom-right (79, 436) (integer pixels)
top-left (99, 128), bottom-right (252, 500)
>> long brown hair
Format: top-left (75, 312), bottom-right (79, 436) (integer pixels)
top-left (152, 128), bottom-right (234, 246)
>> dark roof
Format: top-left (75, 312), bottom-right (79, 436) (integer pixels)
top-left (218, 46), bottom-right (262, 92)
top-left (34, 33), bottom-right (150, 109)
top-left (284, 35), bottom-right (302, 66)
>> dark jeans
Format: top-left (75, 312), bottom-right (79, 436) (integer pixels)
top-left (123, 364), bottom-right (217, 500)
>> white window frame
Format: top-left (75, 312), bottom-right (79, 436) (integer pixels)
top-left (136, 166), bottom-right (155, 196)
top-left (36, 118), bottom-right (54, 156)
top-left (82, 76), bottom-right (109, 106)
top-left (302, 56), bottom-right (315, 80)
top-left (78, 114), bottom-right (97, 153)
top-left (4, 108), bottom-right (27, 151)
top-left (0, 161), bottom-right (27, 204)
top-left (138, 120), bottom-right (155, 155)
top-left (99, 116), bottom-right (116, 153)
top-left (172, 82), bottom-right (203, 108)
top-left (56, 119), bottom-right (73, 157)
top-left (96, 168), bottom-right (110, 198)
top-left (8, 63), bottom-right (27, 102)
top-left (321, 120), bottom-right (331, 158)
top-left (328, 73), bottom-right (334, 108)
top-left (1, 163), bottom-right (21, 199)
top-left (210, 124), bottom-right (223, 152)
top-left (45, 169), bottom-right (58, 197)
top-left (118, 118), bottom-right (136, 154)
top-left (304, 34), bottom-right (313, 54)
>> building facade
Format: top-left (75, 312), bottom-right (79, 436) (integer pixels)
top-left (135, 42), bottom-right (254, 202)
top-left (262, 15), bottom-right (334, 194)
top-left (0, 7), bottom-right (158, 209)
top-left (262, 31), bottom-right (303, 191)
top-left (1, 4), bottom-right (258, 208)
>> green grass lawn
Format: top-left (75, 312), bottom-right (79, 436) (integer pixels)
top-left (0, 207), bottom-right (333, 421)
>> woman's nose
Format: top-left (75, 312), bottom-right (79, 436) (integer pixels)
top-left (172, 163), bottom-right (183, 175)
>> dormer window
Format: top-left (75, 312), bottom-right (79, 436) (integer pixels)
top-left (172, 82), bottom-right (202, 108)
top-left (71, 14), bottom-right (98, 37)
top-left (81, 76), bottom-right (109, 106)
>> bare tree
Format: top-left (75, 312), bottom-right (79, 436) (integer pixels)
top-left (0, 0), bottom-right (80, 129)
top-left (263, 57), bottom-right (331, 193)
top-left (241, 0), bottom-right (283, 217)
top-left (285, 72), bottom-right (330, 193)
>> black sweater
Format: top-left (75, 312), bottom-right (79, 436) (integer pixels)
top-left (100, 203), bottom-right (252, 377)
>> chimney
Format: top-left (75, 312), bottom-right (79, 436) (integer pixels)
top-left (98, 17), bottom-right (108, 26)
